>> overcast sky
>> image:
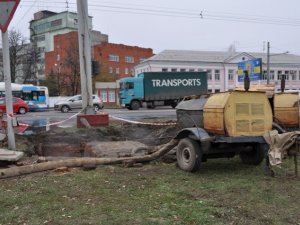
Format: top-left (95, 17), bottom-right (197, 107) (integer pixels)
top-left (4, 0), bottom-right (300, 55)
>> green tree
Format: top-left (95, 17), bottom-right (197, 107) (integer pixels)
top-left (44, 69), bottom-right (60, 96)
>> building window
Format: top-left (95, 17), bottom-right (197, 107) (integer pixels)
top-left (262, 70), bottom-right (267, 80)
top-left (116, 68), bottom-right (119, 74)
top-left (290, 70), bottom-right (297, 80)
top-left (207, 70), bottom-right (212, 80)
top-left (100, 91), bottom-right (107, 103)
top-left (215, 70), bottom-right (220, 80)
top-left (162, 68), bottom-right (168, 72)
top-left (125, 56), bottom-right (134, 63)
top-left (108, 90), bottom-right (115, 102)
top-left (109, 67), bottom-right (113, 74)
top-left (228, 69), bottom-right (234, 81)
top-left (270, 70), bottom-right (274, 80)
top-left (35, 22), bottom-right (50, 32)
top-left (125, 68), bottom-right (129, 75)
top-left (277, 71), bottom-right (283, 80)
top-left (51, 19), bottom-right (62, 27)
top-left (171, 68), bottom-right (177, 72)
top-left (189, 69), bottom-right (195, 72)
top-left (180, 68), bottom-right (186, 72)
top-left (34, 35), bottom-right (45, 42)
top-left (285, 71), bottom-right (290, 80)
top-left (109, 54), bottom-right (119, 62)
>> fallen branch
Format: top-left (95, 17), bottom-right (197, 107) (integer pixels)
top-left (0, 139), bottom-right (179, 179)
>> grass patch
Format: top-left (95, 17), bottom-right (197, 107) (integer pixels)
top-left (0, 157), bottom-right (299, 225)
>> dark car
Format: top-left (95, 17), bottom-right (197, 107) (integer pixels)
top-left (0, 97), bottom-right (29, 114)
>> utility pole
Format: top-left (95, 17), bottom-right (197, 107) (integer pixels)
top-left (266, 42), bottom-right (270, 85)
top-left (0, 0), bottom-right (21, 150)
top-left (76, 0), bottom-right (94, 114)
top-left (2, 31), bottom-right (15, 150)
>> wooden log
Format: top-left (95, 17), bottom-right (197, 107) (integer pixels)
top-left (0, 139), bottom-right (179, 179)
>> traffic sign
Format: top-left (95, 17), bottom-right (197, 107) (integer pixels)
top-left (0, 0), bottom-right (20, 33)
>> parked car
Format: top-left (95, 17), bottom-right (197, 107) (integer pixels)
top-left (54, 94), bottom-right (104, 113)
top-left (0, 97), bottom-right (29, 114)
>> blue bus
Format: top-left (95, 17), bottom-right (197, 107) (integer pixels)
top-left (0, 82), bottom-right (50, 111)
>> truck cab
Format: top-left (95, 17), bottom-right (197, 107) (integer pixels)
top-left (119, 77), bottom-right (144, 110)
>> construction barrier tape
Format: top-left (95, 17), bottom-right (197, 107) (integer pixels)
top-left (5, 110), bottom-right (177, 128)
top-left (6, 110), bottom-right (84, 128)
top-left (109, 115), bottom-right (177, 126)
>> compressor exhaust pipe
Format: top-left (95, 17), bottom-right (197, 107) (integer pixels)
top-left (244, 70), bottom-right (250, 91)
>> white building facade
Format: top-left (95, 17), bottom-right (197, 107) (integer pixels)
top-left (134, 50), bottom-right (300, 92)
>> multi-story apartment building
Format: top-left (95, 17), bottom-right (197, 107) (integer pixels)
top-left (135, 50), bottom-right (300, 92)
top-left (29, 10), bottom-right (108, 82)
top-left (45, 31), bottom-right (153, 105)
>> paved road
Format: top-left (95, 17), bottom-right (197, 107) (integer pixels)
top-left (14, 107), bottom-right (177, 133)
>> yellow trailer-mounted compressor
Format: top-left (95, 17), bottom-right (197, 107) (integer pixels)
top-left (203, 91), bottom-right (273, 136)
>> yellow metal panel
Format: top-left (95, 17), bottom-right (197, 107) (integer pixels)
top-left (274, 93), bottom-right (299, 127)
top-left (274, 93), bottom-right (298, 108)
top-left (274, 109), bottom-right (298, 127)
top-left (203, 108), bottom-right (225, 134)
top-left (204, 92), bottom-right (230, 109)
top-left (224, 92), bottom-right (273, 136)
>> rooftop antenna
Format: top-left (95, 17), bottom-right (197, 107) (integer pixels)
top-left (66, 0), bottom-right (69, 11)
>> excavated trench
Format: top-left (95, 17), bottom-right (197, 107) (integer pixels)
top-left (23, 123), bottom-right (179, 159)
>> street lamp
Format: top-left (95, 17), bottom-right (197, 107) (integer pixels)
top-left (266, 42), bottom-right (289, 84)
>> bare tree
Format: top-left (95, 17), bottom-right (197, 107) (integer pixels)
top-left (63, 38), bottom-right (81, 96)
top-left (8, 29), bottom-right (27, 83)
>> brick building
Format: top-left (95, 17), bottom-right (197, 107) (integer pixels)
top-left (93, 43), bottom-right (153, 80)
top-left (92, 43), bottom-right (153, 106)
top-left (45, 31), bottom-right (153, 105)
top-left (45, 31), bottom-right (77, 77)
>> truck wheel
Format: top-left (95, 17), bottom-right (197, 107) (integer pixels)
top-left (240, 143), bottom-right (266, 165)
top-left (171, 101), bottom-right (177, 108)
top-left (147, 102), bottom-right (155, 109)
top-left (131, 100), bottom-right (140, 110)
top-left (177, 138), bottom-right (202, 172)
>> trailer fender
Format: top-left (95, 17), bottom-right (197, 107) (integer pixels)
top-left (174, 128), bottom-right (213, 152)
top-left (175, 128), bottom-right (214, 142)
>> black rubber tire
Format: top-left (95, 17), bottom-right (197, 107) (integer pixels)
top-left (18, 107), bottom-right (27, 114)
top-left (240, 143), bottom-right (266, 165)
top-left (93, 104), bottom-right (100, 111)
top-left (131, 100), bottom-right (140, 110)
top-left (171, 101), bottom-right (177, 108)
top-left (61, 105), bottom-right (70, 113)
top-left (147, 102), bottom-right (155, 109)
top-left (177, 138), bottom-right (202, 172)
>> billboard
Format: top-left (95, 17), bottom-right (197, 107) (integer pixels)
top-left (237, 58), bottom-right (262, 82)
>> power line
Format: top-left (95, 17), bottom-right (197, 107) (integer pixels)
top-left (20, 1), bottom-right (300, 26)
